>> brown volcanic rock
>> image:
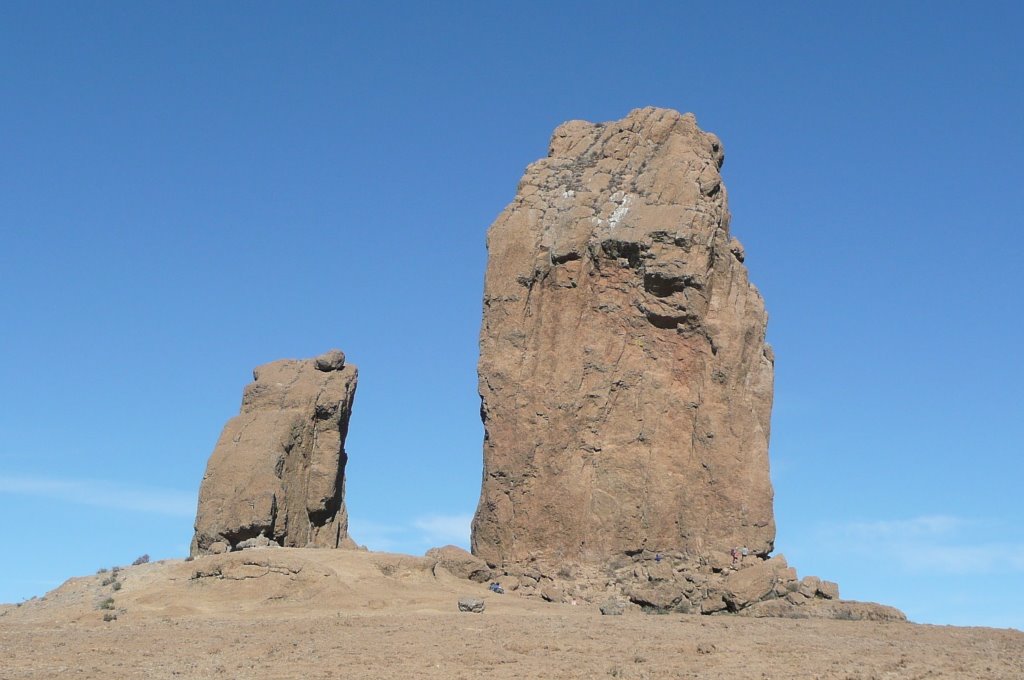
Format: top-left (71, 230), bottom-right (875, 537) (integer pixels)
top-left (191, 350), bottom-right (357, 555)
top-left (472, 107), bottom-right (775, 567)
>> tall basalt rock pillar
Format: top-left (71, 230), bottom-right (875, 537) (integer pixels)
top-left (191, 350), bottom-right (357, 555)
top-left (472, 107), bottom-right (775, 568)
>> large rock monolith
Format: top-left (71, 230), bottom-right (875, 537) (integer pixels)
top-left (472, 107), bottom-right (775, 567)
top-left (191, 350), bottom-right (357, 556)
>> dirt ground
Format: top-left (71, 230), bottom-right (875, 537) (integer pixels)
top-left (2, 549), bottom-right (1021, 679)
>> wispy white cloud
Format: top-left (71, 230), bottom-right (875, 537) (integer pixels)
top-left (348, 512), bottom-right (473, 555)
top-left (0, 474), bottom-right (195, 517)
top-left (412, 513), bottom-right (472, 546)
top-left (820, 514), bottom-right (1024, 575)
top-left (839, 515), bottom-right (969, 539)
top-left (906, 543), bottom-right (1024, 574)
top-left (346, 518), bottom-right (407, 553)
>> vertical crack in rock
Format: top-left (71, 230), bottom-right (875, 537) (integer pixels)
top-left (472, 107), bottom-right (776, 568)
top-left (191, 349), bottom-right (358, 556)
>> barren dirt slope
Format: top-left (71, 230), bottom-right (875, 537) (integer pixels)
top-left (1, 549), bottom-right (1021, 679)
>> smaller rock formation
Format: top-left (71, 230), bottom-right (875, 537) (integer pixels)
top-left (191, 350), bottom-right (357, 555)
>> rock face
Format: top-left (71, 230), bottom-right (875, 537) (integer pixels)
top-left (191, 350), bottom-right (357, 556)
top-left (472, 107), bottom-right (775, 567)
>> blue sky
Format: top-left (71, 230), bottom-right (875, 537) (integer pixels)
top-left (1, 2), bottom-right (1021, 629)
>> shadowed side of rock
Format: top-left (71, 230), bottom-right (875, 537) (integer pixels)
top-left (191, 350), bottom-right (357, 556)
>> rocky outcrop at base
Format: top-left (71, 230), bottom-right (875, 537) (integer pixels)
top-left (191, 350), bottom-right (358, 555)
top-left (476, 550), bottom-right (906, 622)
top-left (739, 598), bottom-right (907, 622)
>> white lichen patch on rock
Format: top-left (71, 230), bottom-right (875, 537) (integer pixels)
top-left (607, 193), bottom-right (632, 229)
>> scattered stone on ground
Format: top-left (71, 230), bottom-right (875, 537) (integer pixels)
top-left (458, 598), bottom-right (485, 613)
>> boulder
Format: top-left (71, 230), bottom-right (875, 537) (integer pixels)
top-left (645, 560), bottom-right (675, 582)
top-left (785, 591), bottom-right (810, 605)
top-left (599, 599), bottom-right (625, 616)
top-left (191, 352), bottom-right (357, 555)
top-left (625, 583), bottom-right (688, 612)
top-left (704, 551), bottom-right (734, 573)
top-left (540, 585), bottom-right (564, 603)
top-left (495, 575), bottom-right (521, 592)
top-left (798, 576), bottom-right (821, 599)
top-left (314, 349), bottom-right (346, 372)
top-left (818, 580), bottom-right (840, 600)
top-left (208, 541), bottom-right (229, 555)
top-left (426, 545), bottom-right (494, 582)
top-left (722, 559), bottom-right (780, 610)
top-left (457, 598), bottom-right (485, 613)
top-left (472, 107), bottom-right (775, 567)
top-left (236, 535), bottom-right (276, 551)
top-left (701, 593), bottom-right (728, 614)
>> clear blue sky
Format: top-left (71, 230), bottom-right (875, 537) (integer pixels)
top-left (1, 2), bottom-right (1021, 629)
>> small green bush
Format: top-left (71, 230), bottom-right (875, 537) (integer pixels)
top-left (100, 576), bottom-right (116, 586)
top-left (98, 598), bottom-right (115, 610)
top-left (97, 568), bottom-right (109, 574)
top-left (102, 612), bottom-right (117, 622)
top-left (131, 554), bottom-right (150, 566)
top-left (111, 581), bottom-right (122, 591)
